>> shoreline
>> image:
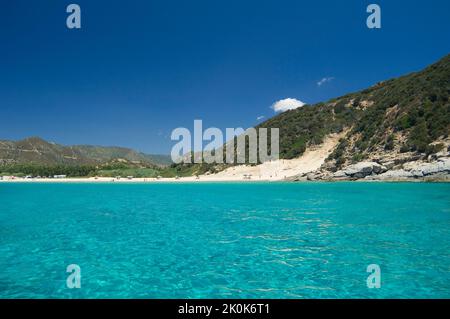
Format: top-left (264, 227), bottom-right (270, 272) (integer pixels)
top-left (2, 133), bottom-right (448, 184)
top-left (1, 176), bottom-right (449, 183)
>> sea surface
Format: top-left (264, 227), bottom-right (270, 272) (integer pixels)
top-left (0, 182), bottom-right (449, 298)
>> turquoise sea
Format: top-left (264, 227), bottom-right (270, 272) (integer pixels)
top-left (0, 182), bottom-right (449, 298)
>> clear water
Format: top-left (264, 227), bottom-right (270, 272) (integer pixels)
top-left (0, 182), bottom-right (449, 298)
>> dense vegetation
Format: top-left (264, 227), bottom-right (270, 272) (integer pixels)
top-left (262, 54), bottom-right (449, 166)
top-left (327, 54), bottom-right (449, 167)
top-left (0, 164), bottom-right (97, 177)
top-left (0, 162), bottom-right (211, 178)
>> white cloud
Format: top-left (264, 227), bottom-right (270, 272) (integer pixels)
top-left (317, 77), bottom-right (334, 86)
top-left (256, 115), bottom-right (265, 120)
top-left (271, 98), bottom-right (305, 113)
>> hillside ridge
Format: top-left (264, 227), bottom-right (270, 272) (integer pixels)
top-left (173, 53), bottom-right (450, 180)
top-left (0, 137), bottom-right (172, 167)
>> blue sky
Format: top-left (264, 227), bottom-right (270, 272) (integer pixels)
top-left (1, 0), bottom-right (449, 154)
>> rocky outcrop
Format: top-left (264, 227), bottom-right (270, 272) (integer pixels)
top-left (368, 169), bottom-right (414, 180)
top-left (372, 158), bottom-right (450, 180)
top-left (332, 162), bottom-right (387, 179)
top-left (409, 158), bottom-right (450, 177)
top-left (293, 157), bottom-right (450, 182)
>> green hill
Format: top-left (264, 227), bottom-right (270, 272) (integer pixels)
top-left (261, 54), bottom-right (449, 167)
top-left (174, 54), bottom-right (449, 174)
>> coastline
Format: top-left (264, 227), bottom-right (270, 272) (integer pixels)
top-left (1, 176), bottom-right (449, 183)
top-left (2, 133), bottom-right (448, 184)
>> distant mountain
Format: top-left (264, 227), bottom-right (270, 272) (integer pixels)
top-left (0, 137), bottom-right (172, 167)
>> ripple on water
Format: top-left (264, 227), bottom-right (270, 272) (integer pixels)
top-left (0, 182), bottom-right (449, 298)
